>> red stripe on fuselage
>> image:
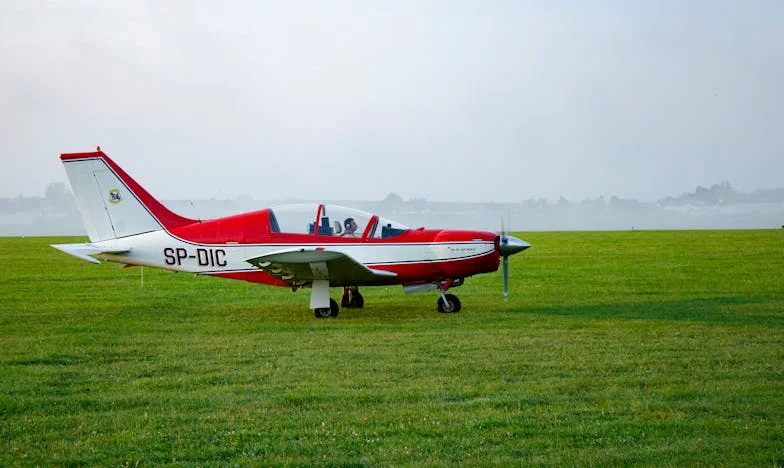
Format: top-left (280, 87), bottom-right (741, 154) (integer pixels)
top-left (368, 249), bottom-right (500, 284)
top-left (209, 251), bottom-right (498, 288)
top-left (208, 244), bottom-right (499, 287)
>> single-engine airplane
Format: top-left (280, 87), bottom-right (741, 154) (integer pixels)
top-left (52, 149), bottom-right (530, 317)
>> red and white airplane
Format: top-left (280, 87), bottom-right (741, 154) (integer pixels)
top-left (52, 149), bottom-right (530, 317)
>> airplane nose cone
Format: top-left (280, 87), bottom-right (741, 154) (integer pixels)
top-left (499, 235), bottom-right (530, 257)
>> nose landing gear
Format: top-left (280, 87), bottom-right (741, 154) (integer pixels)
top-left (437, 292), bottom-right (461, 313)
top-left (436, 278), bottom-right (463, 313)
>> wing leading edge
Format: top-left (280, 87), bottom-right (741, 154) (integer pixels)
top-left (245, 248), bottom-right (396, 286)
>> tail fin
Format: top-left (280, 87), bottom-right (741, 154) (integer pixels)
top-left (60, 149), bottom-right (196, 242)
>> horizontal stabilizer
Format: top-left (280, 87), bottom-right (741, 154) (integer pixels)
top-left (51, 243), bottom-right (130, 264)
top-left (245, 248), bottom-right (396, 286)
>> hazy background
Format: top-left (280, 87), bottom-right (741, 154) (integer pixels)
top-left (1, 1), bottom-right (782, 210)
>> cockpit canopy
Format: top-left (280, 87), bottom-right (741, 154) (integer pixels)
top-left (269, 203), bottom-right (409, 239)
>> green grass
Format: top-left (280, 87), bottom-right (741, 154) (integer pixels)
top-left (1, 230), bottom-right (783, 465)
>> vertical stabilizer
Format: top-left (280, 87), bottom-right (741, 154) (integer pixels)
top-left (61, 150), bottom-right (196, 242)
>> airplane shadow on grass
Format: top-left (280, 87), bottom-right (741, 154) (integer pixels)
top-left (516, 296), bottom-right (784, 326)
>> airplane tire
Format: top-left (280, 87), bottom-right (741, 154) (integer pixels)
top-left (314, 298), bottom-right (340, 318)
top-left (437, 294), bottom-right (461, 313)
top-left (341, 287), bottom-right (364, 309)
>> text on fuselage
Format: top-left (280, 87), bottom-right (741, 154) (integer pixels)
top-left (163, 247), bottom-right (227, 267)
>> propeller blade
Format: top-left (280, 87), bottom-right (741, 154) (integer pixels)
top-left (503, 256), bottom-right (509, 301)
top-left (497, 220), bottom-right (530, 302)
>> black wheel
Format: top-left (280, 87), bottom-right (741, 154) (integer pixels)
top-left (314, 298), bottom-right (340, 318)
top-left (437, 294), bottom-right (461, 313)
top-left (342, 287), bottom-right (360, 308)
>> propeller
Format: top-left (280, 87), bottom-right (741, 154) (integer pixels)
top-left (503, 255), bottom-right (509, 301)
top-left (497, 223), bottom-right (531, 301)
top-left (501, 220), bottom-right (509, 301)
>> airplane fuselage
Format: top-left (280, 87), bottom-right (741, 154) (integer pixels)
top-left (97, 222), bottom-right (501, 288)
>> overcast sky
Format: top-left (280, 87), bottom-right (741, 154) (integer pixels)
top-left (1, 1), bottom-right (782, 203)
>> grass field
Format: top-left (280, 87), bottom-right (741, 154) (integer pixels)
top-left (1, 230), bottom-right (783, 465)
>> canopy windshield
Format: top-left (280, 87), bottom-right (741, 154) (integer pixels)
top-left (269, 203), bottom-right (409, 239)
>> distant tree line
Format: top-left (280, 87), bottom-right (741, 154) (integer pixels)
top-left (4, 181), bottom-right (784, 218)
top-left (0, 182), bottom-right (77, 215)
top-left (379, 181), bottom-right (784, 212)
top-left (658, 182), bottom-right (784, 207)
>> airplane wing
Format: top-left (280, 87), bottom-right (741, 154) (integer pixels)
top-left (245, 248), bottom-right (396, 286)
top-left (51, 243), bottom-right (130, 264)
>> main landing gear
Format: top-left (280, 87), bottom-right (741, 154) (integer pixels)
top-left (314, 298), bottom-right (339, 318)
top-left (341, 286), bottom-right (364, 309)
top-left (313, 287), bottom-right (364, 318)
top-left (311, 280), bottom-right (465, 318)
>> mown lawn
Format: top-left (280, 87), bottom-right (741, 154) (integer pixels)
top-left (1, 230), bottom-right (782, 465)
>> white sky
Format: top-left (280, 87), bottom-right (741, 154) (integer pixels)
top-left (1, 1), bottom-right (782, 202)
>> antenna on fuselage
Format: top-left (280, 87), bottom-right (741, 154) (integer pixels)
top-left (188, 200), bottom-right (202, 223)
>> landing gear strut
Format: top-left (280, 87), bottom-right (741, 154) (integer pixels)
top-left (437, 279), bottom-right (462, 313)
top-left (437, 292), bottom-right (461, 313)
top-left (314, 298), bottom-right (339, 318)
top-left (341, 286), bottom-right (364, 309)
